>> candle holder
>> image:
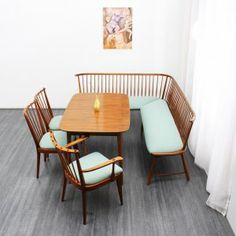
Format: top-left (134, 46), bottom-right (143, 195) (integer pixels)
top-left (94, 95), bottom-right (100, 112)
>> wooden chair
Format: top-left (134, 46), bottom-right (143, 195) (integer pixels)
top-left (34, 88), bottom-right (62, 130)
top-left (23, 101), bottom-right (88, 178)
top-left (50, 131), bottom-right (124, 225)
top-left (35, 88), bottom-right (88, 153)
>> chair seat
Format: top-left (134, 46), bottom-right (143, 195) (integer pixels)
top-left (140, 99), bottom-right (183, 153)
top-left (39, 130), bottom-right (68, 149)
top-left (129, 96), bottom-right (158, 110)
top-left (69, 152), bottom-right (123, 185)
top-left (49, 115), bottom-right (63, 130)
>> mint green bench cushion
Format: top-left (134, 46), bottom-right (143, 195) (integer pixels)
top-left (49, 115), bottom-right (63, 130)
top-left (140, 99), bottom-right (183, 153)
top-left (39, 130), bottom-right (67, 149)
top-left (69, 152), bottom-right (123, 185)
top-left (129, 96), bottom-right (158, 109)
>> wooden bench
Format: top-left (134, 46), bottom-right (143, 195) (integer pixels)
top-left (75, 73), bottom-right (195, 185)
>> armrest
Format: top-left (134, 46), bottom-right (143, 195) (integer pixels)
top-left (82, 156), bottom-right (123, 173)
top-left (65, 136), bottom-right (89, 148)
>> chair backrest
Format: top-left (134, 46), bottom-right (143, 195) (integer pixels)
top-left (49, 131), bottom-right (86, 186)
top-left (34, 88), bottom-right (54, 130)
top-left (23, 101), bottom-right (47, 148)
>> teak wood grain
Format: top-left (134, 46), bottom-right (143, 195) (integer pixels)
top-left (60, 93), bottom-right (130, 134)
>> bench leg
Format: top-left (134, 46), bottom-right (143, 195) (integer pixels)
top-left (147, 158), bottom-right (157, 185)
top-left (181, 154), bottom-right (190, 181)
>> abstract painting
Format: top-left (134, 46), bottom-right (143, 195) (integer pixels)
top-left (103, 8), bottom-right (132, 49)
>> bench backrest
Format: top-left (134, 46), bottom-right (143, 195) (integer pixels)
top-left (75, 73), bottom-right (195, 148)
top-left (76, 73), bottom-right (172, 98)
top-left (166, 79), bottom-right (195, 148)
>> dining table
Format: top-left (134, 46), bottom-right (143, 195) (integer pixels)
top-left (60, 93), bottom-right (130, 156)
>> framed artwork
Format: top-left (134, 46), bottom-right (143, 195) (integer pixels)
top-left (103, 7), bottom-right (132, 49)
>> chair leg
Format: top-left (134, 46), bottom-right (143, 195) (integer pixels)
top-left (147, 158), bottom-right (157, 185)
top-left (44, 154), bottom-right (47, 162)
top-left (116, 176), bottom-right (123, 205)
top-left (82, 191), bottom-right (87, 225)
top-left (181, 153), bottom-right (190, 181)
top-left (61, 176), bottom-right (67, 202)
top-left (36, 152), bottom-right (40, 178)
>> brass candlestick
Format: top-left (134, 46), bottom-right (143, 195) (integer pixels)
top-left (94, 95), bottom-right (100, 112)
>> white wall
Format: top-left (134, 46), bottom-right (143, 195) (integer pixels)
top-left (0, 0), bottom-right (192, 108)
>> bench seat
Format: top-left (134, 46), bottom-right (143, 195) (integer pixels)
top-left (140, 99), bottom-right (183, 153)
top-left (129, 96), bottom-right (158, 109)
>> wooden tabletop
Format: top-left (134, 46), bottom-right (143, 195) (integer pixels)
top-left (60, 93), bottom-right (130, 134)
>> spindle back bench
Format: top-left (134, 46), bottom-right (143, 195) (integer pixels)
top-left (75, 73), bottom-right (195, 184)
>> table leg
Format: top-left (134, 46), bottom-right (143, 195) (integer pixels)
top-left (66, 132), bottom-right (72, 185)
top-left (67, 132), bottom-right (72, 144)
top-left (117, 133), bottom-right (123, 156)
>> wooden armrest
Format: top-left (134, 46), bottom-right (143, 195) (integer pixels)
top-left (82, 156), bottom-right (123, 173)
top-left (65, 136), bottom-right (89, 148)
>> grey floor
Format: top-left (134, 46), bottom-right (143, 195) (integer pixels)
top-left (0, 110), bottom-right (234, 236)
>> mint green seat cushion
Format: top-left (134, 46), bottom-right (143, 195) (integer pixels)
top-left (69, 152), bottom-right (123, 185)
top-left (49, 115), bottom-right (63, 130)
top-left (39, 130), bottom-right (67, 149)
top-left (140, 99), bottom-right (183, 153)
top-left (129, 96), bottom-right (158, 109)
